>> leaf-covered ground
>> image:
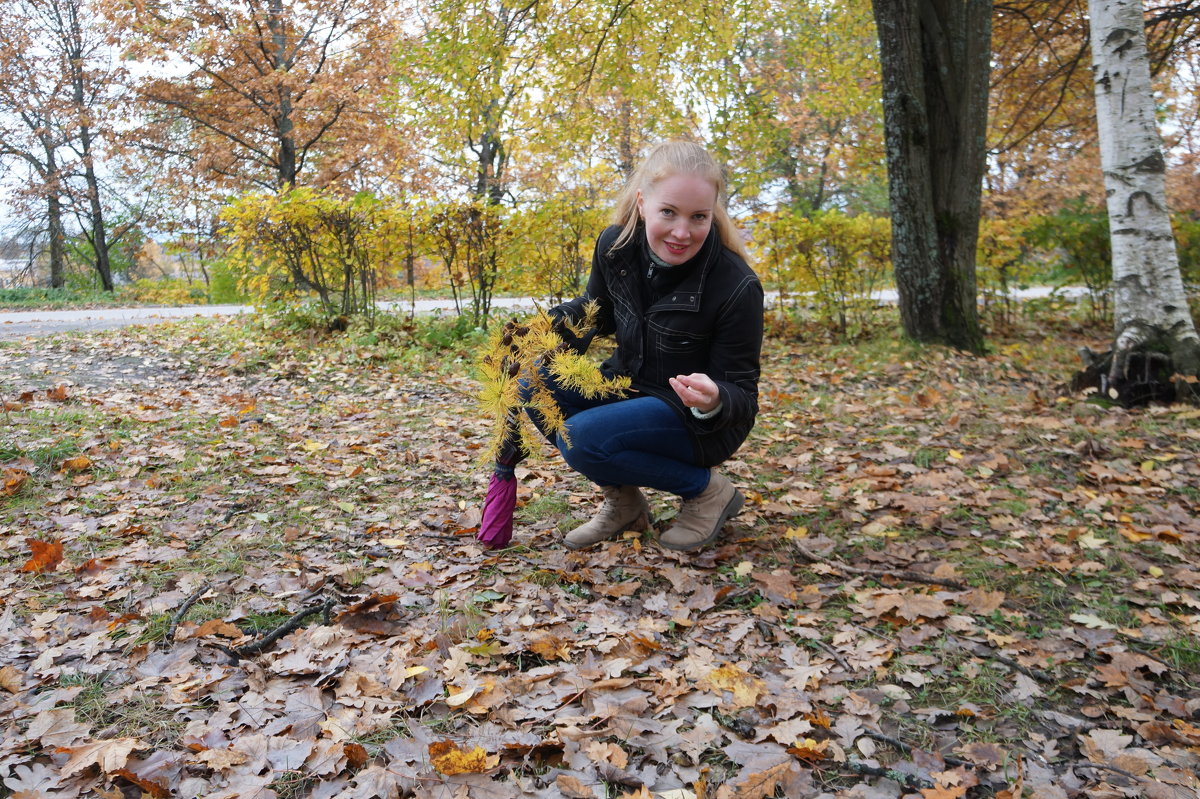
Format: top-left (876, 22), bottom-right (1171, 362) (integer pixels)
top-left (1, 309), bottom-right (1198, 799)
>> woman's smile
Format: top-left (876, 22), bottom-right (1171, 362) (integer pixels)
top-left (637, 173), bottom-right (717, 265)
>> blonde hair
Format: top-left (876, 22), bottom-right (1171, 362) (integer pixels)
top-left (609, 140), bottom-right (751, 263)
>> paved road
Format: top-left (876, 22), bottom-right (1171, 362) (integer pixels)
top-left (0, 287), bottom-right (1085, 341)
top-left (0, 298), bottom-right (546, 340)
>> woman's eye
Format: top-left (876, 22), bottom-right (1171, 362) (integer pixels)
top-left (660, 208), bottom-right (674, 217)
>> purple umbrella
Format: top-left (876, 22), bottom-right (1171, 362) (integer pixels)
top-left (476, 408), bottom-right (526, 550)
top-left (476, 470), bottom-right (517, 549)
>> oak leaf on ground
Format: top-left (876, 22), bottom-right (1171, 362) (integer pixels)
top-left (715, 760), bottom-right (791, 799)
top-left (20, 538), bottom-right (63, 574)
top-left (58, 738), bottom-right (142, 779)
top-left (555, 773), bottom-right (597, 798)
top-left (0, 665), bottom-right (23, 693)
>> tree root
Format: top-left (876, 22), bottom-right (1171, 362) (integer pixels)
top-left (1073, 324), bottom-right (1200, 407)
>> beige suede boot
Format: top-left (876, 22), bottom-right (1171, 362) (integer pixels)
top-left (659, 471), bottom-right (743, 552)
top-left (564, 485), bottom-right (651, 550)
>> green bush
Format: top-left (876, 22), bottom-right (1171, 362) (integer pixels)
top-left (757, 209), bottom-right (890, 338)
top-left (1023, 200), bottom-right (1111, 320)
top-left (222, 188), bottom-right (407, 326)
top-left (0, 286), bottom-right (114, 308)
top-left (1173, 214), bottom-right (1199, 288)
top-left (117, 278), bottom-right (207, 306)
top-left (206, 260), bottom-right (246, 304)
top-left (977, 216), bottom-right (1044, 328)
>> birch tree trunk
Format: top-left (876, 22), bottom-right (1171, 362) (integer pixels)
top-left (1085, 0), bottom-right (1200, 404)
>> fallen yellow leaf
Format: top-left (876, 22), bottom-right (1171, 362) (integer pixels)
top-left (60, 455), bottom-right (92, 473)
top-left (1070, 613), bottom-right (1117, 630)
top-left (445, 686), bottom-right (478, 707)
top-left (428, 740), bottom-right (496, 775)
top-left (703, 664), bottom-right (764, 708)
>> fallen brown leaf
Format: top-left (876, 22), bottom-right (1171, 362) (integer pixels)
top-left (20, 538), bottom-right (63, 574)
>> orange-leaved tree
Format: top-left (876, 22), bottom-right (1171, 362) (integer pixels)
top-left (109, 0), bottom-right (404, 192)
top-left (0, 0), bottom-right (128, 290)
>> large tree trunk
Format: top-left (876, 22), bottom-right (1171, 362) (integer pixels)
top-left (47, 191), bottom-right (66, 289)
top-left (269, 0), bottom-right (297, 189)
top-left (42, 144), bottom-right (66, 289)
top-left (1082, 0), bottom-right (1200, 404)
top-left (80, 132), bottom-right (113, 292)
top-left (871, 0), bottom-right (991, 354)
top-left (63, 0), bottom-right (113, 291)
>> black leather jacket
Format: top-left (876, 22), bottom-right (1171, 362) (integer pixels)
top-left (553, 223), bottom-right (763, 466)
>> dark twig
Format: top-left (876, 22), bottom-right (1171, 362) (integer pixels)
top-left (1074, 761), bottom-right (1142, 781)
top-left (208, 642), bottom-right (242, 665)
top-left (990, 651), bottom-right (1056, 684)
top-left (810, 637), bottom-right (852, 672)
top-left (417, 533), bottom-right (472, 542)
top-left (792, 543), bottom-right (967, 591)
top-left (839, 759), bottom-right (933, 791)
top-left (235, 597), bottom-right (336, 658)
top-left (163, 581), bottom-right (213, 647)
top-left (863, 730), bottom-right (972, 769)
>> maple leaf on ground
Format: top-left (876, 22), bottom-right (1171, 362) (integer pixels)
top-left (584, 741), bottom-right (629, 769)
top-left (187, 619), bottom-right (247, 640)
top-left (529, 632), bottom-right (572, 661)
top-left (700, 664), bottom-right (765, 708)
top-left (921, 784), bottom-right (967, 799)
top-left (786, 738), bottom-right (829, 762)
top-left (59, 455), bottom-right (92, 473)
top-left (195, 748), bottom-right (250, 771)
top-left (427, 739), bottom-right (497, 775)
top-left (1, 467), bottom-right (29, 496)
top-left (957, 741), bottom-right (1007, 770)
top-left (887, 592), bottom-right (952, 622)
top-left (20, 538), bottom-right (63, 574)
top-left (112, 748), bottom-right (176, 791)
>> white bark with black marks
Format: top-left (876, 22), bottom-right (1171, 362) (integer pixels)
top-left (1088, 0), bottom-right (1199, 402)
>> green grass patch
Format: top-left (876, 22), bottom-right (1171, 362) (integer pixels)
top-left (58, 672), bottom-right (185, 747)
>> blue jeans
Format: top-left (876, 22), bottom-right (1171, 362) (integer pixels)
top-left (523, 375), bottom-right (710, 499)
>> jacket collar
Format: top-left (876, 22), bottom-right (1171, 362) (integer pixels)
top-left (637, 224), bottom-right (720, 312)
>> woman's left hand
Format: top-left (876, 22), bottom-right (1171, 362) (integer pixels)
top-left (669, 373), bottom-right (720, 413)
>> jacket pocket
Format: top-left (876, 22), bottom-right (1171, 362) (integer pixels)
top-left (648, 322), bottom-right (709, 380)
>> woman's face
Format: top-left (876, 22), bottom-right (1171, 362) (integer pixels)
top-left (637, 173), bottom-right (717, 266)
